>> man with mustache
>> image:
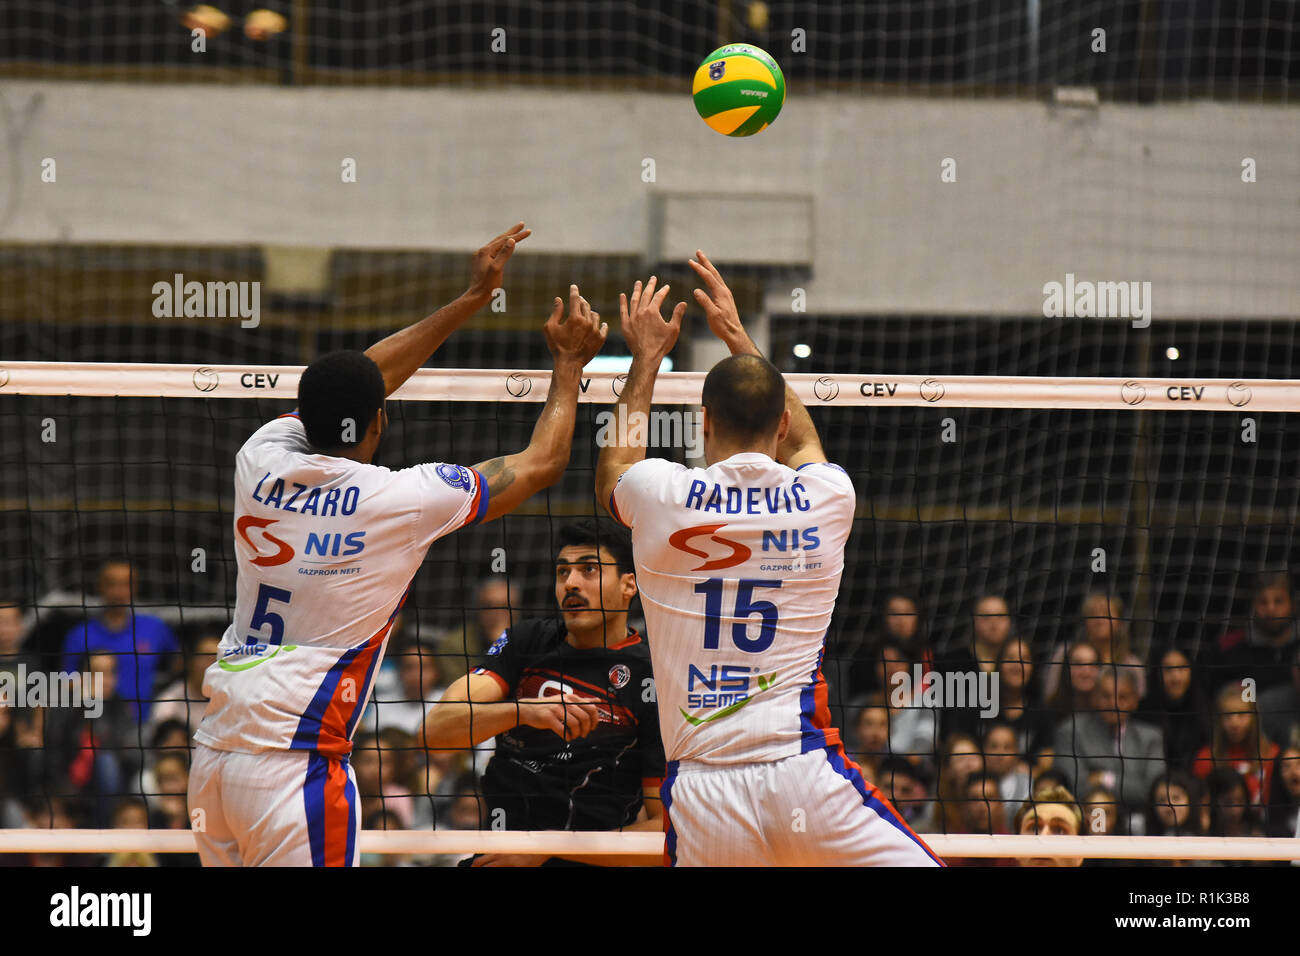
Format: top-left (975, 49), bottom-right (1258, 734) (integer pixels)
top-left (422, 519), bottom-right (664, 866)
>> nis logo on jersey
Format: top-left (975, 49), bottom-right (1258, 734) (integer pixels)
top-left (670, 523), bottom-right (822, 572)
top-left (238, 473), bottom-right (367, 569)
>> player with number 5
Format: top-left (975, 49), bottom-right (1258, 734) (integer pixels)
top-left (596, 253), bottom-right (941, 866)
top-left (189, 224), bottom-right (608, 866)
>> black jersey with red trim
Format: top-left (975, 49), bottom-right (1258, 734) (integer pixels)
top-left (472, 617), bottom-right (664, 831)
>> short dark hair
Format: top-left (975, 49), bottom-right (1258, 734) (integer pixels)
top-left (555, 519), bottom-right (634, 576)
top-left (150, 719), bottom-right (191, 751)
top-left (1253, 570), bottom-right (1292, 595)
top-left (701, 353), bottom-right (786, 444)
top-left (980, 721), bottom-right (1018, 746)
top-left (298, 351), bottom-right (385, 451)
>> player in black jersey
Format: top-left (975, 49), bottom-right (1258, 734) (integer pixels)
top-left (422, 519), bottom-right (664, 866)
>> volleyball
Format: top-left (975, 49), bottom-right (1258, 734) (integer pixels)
top-left (692, 43), bottom-right (786, 137)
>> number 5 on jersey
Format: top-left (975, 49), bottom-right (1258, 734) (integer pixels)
top-left (246, 583), bottom-right (293, 645)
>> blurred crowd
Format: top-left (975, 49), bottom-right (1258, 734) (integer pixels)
top-left (1, 560), bottom-right (1296, 866)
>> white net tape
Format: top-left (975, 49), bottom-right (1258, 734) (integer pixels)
top-left (0, 830), bottom-right (1295, 860)
top-left (1, 362), bottom-right (1294, 411)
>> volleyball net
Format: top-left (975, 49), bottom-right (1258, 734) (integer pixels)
top-left (1, 362), bottom-right (1297, 864)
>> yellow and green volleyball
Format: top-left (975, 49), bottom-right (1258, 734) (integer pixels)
top-left (692, 43), bottom-right (786, 137)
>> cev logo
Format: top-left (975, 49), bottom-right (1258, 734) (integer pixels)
top-left (669, 523), bottom-right (751, 572)
top-left (236, 516), bottom-right (295, 567)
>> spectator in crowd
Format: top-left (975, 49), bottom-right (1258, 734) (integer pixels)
top-left (1138, 642), bottom-right (1211, 771)
top-left (939, 597), bottom-right (1018, 739)
top-left (0, 599), bottom-right (31, 669)
top-left (106, 798), bottom-right (156, 868)
top-left (1031, 768), bottom-right (1072, 797)
top-left (1053, 666), bottom-right (1165, 822)
top-left (958, 771), bottom-right (1011, 835)
top-left (432, 774), bottom-right (485, 867)
top-left (998, 741), bottom-right (1058, 830)
top-left (1204, 571), bottom-right (1298, 695)
top-left (1266, 742), bottom-right (1300, 839)
top-left (936, 732), bottom-right (983, 835)
top-left (1045, 640), bottom-right (1102, 717)
top-left (352, 732), bottom-right (420, 830)
top-left (1206, 768), bottom-right (1265, 842)
top-left (0, 598), bottom-right (43, 826)
top-left (877, 640), bottom-right (939, 768)
top-left (147, 751), bottom-right (199, 867)
top-left (849, 694), bottom-right (891, 780)
top-left (827, 589), bottom-right (931, 705)
top-left (61, 559), bottom-right (178, 721)
top-left (1193, 685), bottom-right (1278, 807)
top-left (987, 636), bottom-right (1054, 753)
top-left (429, 576), bottom-right (524, 685)
top-left (961, 639), bottom-right (1050, 749)
top-left (1257, 643), bottom-right (1300, 750)
top-left (39, 653), bottom-right (138, 827)
top-left (379, 726), bottom-right (435, 830)
top-left (1081, 783), bottom-right (1121, 840)
top-left (1042, 592), bottom-right (1144, 702)
top-left (1147, 771), bottom-right (1207, 841)
top-left (979, 721), bottom-right (1023, 828)
top-left (151, 718), bottom-right (191, 754)
top-left (1013, 784), bottom-right (1085, 867)
top-left (980, 721), bottom-right (1022, 786)
top-left (362, 642), bottom-right (448, 738)
top-left (941, 593), bottom-right (1015, 673)
top-left (132, 718), bottom-right (194, 828)
top-left (146, 751), bottom-right (191, 830)
top-left (444, 773), bottom-right (483, 830)
top-left (0, 687), bottom-right (40, 829)
top-left (875, 755), bottom-right (937, 833)
top-left (18, 796), bottom-right (93, 867)
top-left (946, 772), bottom-right (1015, 866)
top-left (148, 633), bottom-right (220, 741)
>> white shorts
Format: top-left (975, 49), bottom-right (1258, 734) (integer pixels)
top-left (188, 743), bottom-right (360, 867)
top-left (661, 744), bottom-right (943, 867)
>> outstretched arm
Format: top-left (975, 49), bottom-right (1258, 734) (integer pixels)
top-left (364, 223), bottom-right (531, 397)
top-left (472, 286), bottom-right (607, 523)
top-left (595, 277), bottom-right (687, 514)
top-left (421, 673), bottom-right (602, 750)
top-left (688, 250), bottom-right (826, 468)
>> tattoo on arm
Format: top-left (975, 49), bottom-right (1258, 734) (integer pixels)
top-left (478, 456), bottom-right (517, 497)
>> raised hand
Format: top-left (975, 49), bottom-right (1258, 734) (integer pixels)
top-left (543, 284), bottom-right (608, 366)
top-left (688, 249), bottom-right (748, 351)
top-left (619, 276), bottom-right (687, 361)
top-left (466, 222), bottom-right (532, 305)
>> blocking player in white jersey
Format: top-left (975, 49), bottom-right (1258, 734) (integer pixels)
top-left (595, 254), bottom-right (942, 866)
top-left (189, 223), bottom-right (609, 866)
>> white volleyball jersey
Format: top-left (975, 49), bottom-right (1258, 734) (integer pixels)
top-left (610, 453), bottom-right (854, 766)
top-left (195, 413), bottom-right (488, 757)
